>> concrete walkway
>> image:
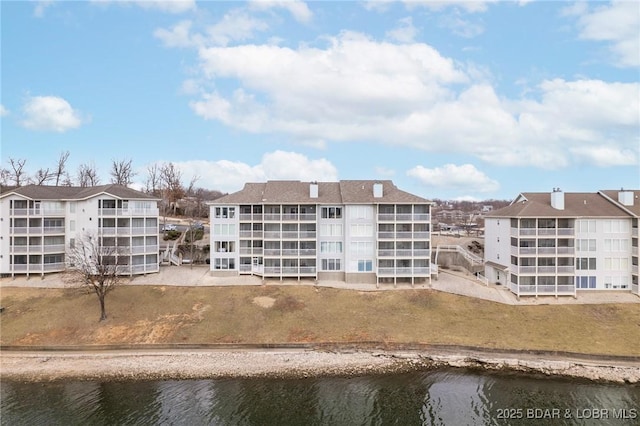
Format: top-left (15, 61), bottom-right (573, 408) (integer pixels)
top-left (2, 265), bottom-right (639, 306)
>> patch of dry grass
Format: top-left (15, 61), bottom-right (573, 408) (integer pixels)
top-left (1, 286), bottom-right (639, 356)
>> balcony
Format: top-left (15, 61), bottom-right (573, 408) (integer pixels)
top-left (537, 266), bottom-right (556, 273)
top-left (557, 247), bottom-right (575, 255)
top-left (239, 213), bottom-right (263, 222)
top-left (11, 245), bottom-right (29, 254)
top-left (537, 247), bottom-right (556, 255)
top-left (557, 266), bottom-right (575, 273)
top-left (43, 262), bottom-right (65, 272)
top-left (377, 213), bottom-right (431, 222)
top-left (10, 208), bottom-right (65, 216)
top-left (99, 208), bottom-right (159, 217)
top-left (518, 266), bottom-right (536, 274)
top-left (44, 244), bottom-right (65, 253)
top-left (511, 246), bottom-right (535, 255)
top-left (264, 214), bottom-right (281, 221)
top-left (413, 232), bottom-right (430, 239)
top-left (43, 226), bottom-right (65, 234)
top-left (557, 228), bottom-right (575, 236)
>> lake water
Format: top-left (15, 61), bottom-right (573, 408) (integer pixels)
top-left (1, 369), bottom-right (638, 425)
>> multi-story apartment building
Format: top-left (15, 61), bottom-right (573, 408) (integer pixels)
top-left (208, 180), bottom-right (432, 287)
top-left (0, 184), bottom-right (160, 278)
top-left (484, 189), bottom-right (639, 297)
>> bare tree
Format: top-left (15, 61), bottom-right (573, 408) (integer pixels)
top-left (0, 168), bottom-right (10, 186)
top-left (77, 162), bottom-right (100, 187)
top-left (8, 158), bottom-right (27, 186)
top-left (145, 163), bottom-right (161, 196)
top-left (160, 162), bottom-right (185, 216)
top-left (54, 151), bottom-right (70, 186)
top-left (110, 158), bottom-right (135, 187)
top-left (33, 168), bottom-right (53, 185)
top-left (66, 233), bottom-right (121, 322)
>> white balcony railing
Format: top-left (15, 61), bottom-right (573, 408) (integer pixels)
top-left (44, 244), bottom-right (65, 253)
top-left (99, 208), bottom-right (159, 217)
top-left (43, 227), bottom-right (65, 234)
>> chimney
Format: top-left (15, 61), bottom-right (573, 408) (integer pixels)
top-left (551, 188), bottom-right (564, 210)
top-left (310, 182), bottom-right (318, 198)
top-left (618, 189), bottom-right (634, 206)
top-left (373, 183), bottom-right (383, 198)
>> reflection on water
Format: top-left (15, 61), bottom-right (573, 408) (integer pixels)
top-left (2, 369), bottom-right (638, 425)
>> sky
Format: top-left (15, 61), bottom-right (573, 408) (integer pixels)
top-left (1, 0), bottom-right (639, 201)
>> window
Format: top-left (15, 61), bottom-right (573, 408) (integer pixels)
top-left (350, 223), bottom-right (373, 237)
top-left (321, 207), bottom-right (342, 219)
top-left (350, 206), bottom-right (372, 219)
top-left (351, 241), bottom-right (373, 255)
top-left (576, 258), bottom-right (596, 270)
top-left (215, 207), bottom-right (235, 218)
top-left (43, 218), bottom-right (64, 228)
top-left (320, 224), bottom-right (343, 237)
top-left (604, 239), bottom-right (629, 252)
top-left (604, 257), bottom-right (629, 271)
top-left (214, 258), bottom-right (236, 270)
top-left (320, 241), bottom-right (343, 253)
top-left (321, 258), bottom-right (341, 271)
top-left (70, 220), bottom-right (76, 232)
top-left (576, 239), bottom-right (596, 252)
top-left (603, 220), bottom-right (629, 233)
top-left (577, 220), bottom-right (596, 233)
top-left (215, 241), bottom-right (235, 253)
top-left (604, 275), bottom-right (629, 289)
top-left (357, 260), bottom-right (373, 272)
top-left (213, 224), bottom-right (236, 236)
top-left (576, 276), bottom-right (596, 289)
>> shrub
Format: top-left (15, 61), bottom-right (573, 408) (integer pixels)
top-left (184, 229), bottom-right (204, 243)
top-left (163, 230), bottom-right (182, 241)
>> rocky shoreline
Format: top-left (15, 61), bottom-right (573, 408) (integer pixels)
top-left (2, 349), bottom-right (639, 384)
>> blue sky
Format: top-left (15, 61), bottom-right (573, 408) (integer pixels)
top-left (1, 0), bottom-right (639, 200)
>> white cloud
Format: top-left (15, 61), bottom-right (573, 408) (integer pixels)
top-left (154, 10), bottom-right (270, 48)
top-left (206, 9), bottom-right (269, 46)
top-left (249, 0), bottom-right (313, 23)
top-left (178, 29), bottom-right (637, 169)
top-left (386, 17), bottom-right (418, 43)
top-left (0, 105), bottom-right (9, 117)
top-left (34, 1), bottom-right (54, 17)
top-left (438, 13), bottom-right (484, 38)
top-left (407, 163), bottom-right (500, 193)
top-left (572, 1), bottom-right (640, 67)
top-left (570, 145), bottom-right (638, 167)
top-left (92, 0), bottom-right (196, 14)
top-left (154, 20), bottom-right (199, 48)
top-left (405, 1), bottom-right (497, 14)
top-left (159, 151), bottom-right (338, 193)
top-left (21, 96), bottom-right (85, 132)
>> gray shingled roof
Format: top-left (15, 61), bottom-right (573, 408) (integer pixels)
top-left (210, 180), bottom-right (430, 205)
top-left (488, 192), bottom-right (631, 218)
top-left (599, 190), bottom-right (640, 217)
top-left (0, 184), bottom-right (159, 201)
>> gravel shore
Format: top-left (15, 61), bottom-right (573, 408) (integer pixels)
top-left (2, 349), bottom-right (639, 384)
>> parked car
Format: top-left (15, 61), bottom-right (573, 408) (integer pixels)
top-left (161, 223), bottom-right (177, 231)
top-left (191, 222), bottom-right (205, 230)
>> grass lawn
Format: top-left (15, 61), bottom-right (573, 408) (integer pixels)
top-left (1, 285), bottom-right (639, 356)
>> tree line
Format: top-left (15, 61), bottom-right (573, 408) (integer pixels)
top-left (1, 152), bottom-right (225, 218)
